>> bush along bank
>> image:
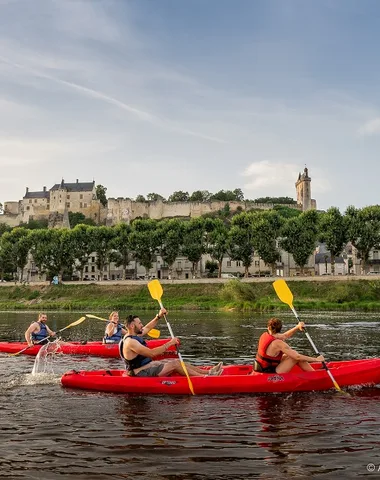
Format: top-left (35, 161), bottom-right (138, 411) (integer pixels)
top-left (2, 279), bottom-right (380, 311)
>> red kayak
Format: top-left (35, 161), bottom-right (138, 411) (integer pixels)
top-left (61, 358), bottom-right (380, 395)
top-left (0, 339), bottom-right (178, 358)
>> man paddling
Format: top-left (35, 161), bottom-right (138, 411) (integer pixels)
top-left (253, 317), bottom-right (324, 374)
top-left (120, 311), bottom-right (223, 377)
top-left (25, 313), bottom-right (56, 347)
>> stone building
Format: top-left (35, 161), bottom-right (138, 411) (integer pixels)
top-left (295, 167), bottom-right (317, 211)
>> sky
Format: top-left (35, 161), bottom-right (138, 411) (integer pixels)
top-left (2, 0), bottom-right (380, 212)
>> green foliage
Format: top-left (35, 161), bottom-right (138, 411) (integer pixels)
top-left (181, 218), bottom-right (206, 276)
top-left (210, 189), bottom-right (244, 201)
top-left (219, 280), bottom-right (256, 303)
top-left (318, 207), bottom-right (348, 274)
top-left (96, 184), bottom-right (108, 207)
top-left (19, 218), bottom-right (49, 229)
top-left (253, 196), bottom-right (297, 205)
top-left (189, 190), bottom-right (212, 202)
top-left (251, 211), bottom-right (284, 273)
top-left (27, 290), bottom-right (40, 300)
top-left (0, 223), bottom-right (12, 237)
top-left (135, 195), bottom-right (146, 202)
top-left (68, 211), bottom-right (96, 227)
top-left (280, 210), bottom-right (319, 270)
top-left (273, 205), bottom-right (301, 218)
top-left (168, 191), bottom-right (190, 202)
top-left (147, 193), bottom-right (166, 202)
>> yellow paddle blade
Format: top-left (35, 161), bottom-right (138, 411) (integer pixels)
top-left (86, 314), bottom-right (160, 338)
top-left (148, 279), bottom-right (163, 302)
top-left (60, 316), bottom-right (86, 332)
top-left (148, 328), bottom-right (160, 339)
top-left (85, 314), bottom-right (107, 321)
top-left (273, 279), bottom-right (294, 308)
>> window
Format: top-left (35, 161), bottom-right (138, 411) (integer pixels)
top-left (80, 194), bottom-right (83, 199)
top-left (227, 260), bottom-right (231, 267)
top-left (29, 199), bottom-right (32, 204)
top-left (177, 261), bottom-right (182, 268)
top-left (91, 256), bottom-right (95, 263)
top-left (34, 199), bottom-right (37, 203)
top-left (84, 266), bottom-right (88, 272)
top-left (67, 195), bottom-right (70, 199)
top-left (236, 261), bottom-right (241, 267)
top-left (66, 202), bottom-right (70, 208)
top-left (26, 206), bottom-right (30, 210)
top-left (91, 266), bottom-right (95, 272)
top-left (84, 203), bottom-right (87, 208)
top-left (80, 202), bottom-right (83, 208)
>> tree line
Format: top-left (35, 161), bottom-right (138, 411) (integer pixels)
top-left (0, 205), bottom-right (379, 281)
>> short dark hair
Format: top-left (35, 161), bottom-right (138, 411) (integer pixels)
top-left (126, 315), bottom-right (139, 326)
top-left (267, 317), bottom-right (282, 333)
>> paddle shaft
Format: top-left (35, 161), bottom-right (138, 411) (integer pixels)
top-left (157, 299), bottom-right (195, 395)
top-left (289, 306), bottom-right (344, 393)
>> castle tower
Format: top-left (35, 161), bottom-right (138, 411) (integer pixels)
top-left (295, 167), bottom-right (312, 211)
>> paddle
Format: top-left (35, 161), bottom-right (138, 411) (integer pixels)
top-left (85, 314), bottom-right (161, 339)
top-left (272, 279), bottom-right (347, 394)
top-left (11, 316), bottom-right (87, 356)
top-left (148, 279), bottom-right (195, 395)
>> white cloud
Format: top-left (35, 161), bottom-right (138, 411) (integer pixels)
top-left (358, 118), bottom-right (380, 136)
top-left (243, 160), bottom-right (299, 190)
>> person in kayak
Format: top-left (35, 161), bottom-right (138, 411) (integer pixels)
top-left (254, 317), bottom-right (324, 374)
top-left (25, 313), bottom-right (56, 347)
top-left (103, 311), bottom-right (128, 344)
top-left (120, 312), bottom-right (223, 377)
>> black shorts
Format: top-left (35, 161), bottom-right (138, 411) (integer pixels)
top-left (254, 360), bottom-right (277, 373)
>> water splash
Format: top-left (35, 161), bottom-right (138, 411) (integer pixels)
top-left (31, 341), bottom-right (62, 375)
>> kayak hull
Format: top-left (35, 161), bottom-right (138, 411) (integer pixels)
top-left (0, 340), bottom-right (178, 358)
top-left (61, 358), bottom-right (380, 395)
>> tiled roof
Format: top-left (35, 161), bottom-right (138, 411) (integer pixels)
top-left (24, 191), bottom-right (49, 199)
top-left (50, 181), bottom-right (95, 192)
top-left (315, 253), bottom-right (345, 264)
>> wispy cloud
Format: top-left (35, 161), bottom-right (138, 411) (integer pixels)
top-left (358, 118), bottom-right (380, 136)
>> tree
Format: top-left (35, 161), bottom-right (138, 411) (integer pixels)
top-left (233, 188), bottom-right (244, 201)
top-left (211, 190), bottom-right (241, 201)
top-left (68, 211), bottom-right (96, 228)
top-left (69, 224), bottom-right (95, 280)
top-left (253, 196), bottom-right (297, 205)
top-left (346, 205), bottom-right (380, 274)
top-left (204, 218), bottom-right (230, 278)
top-left (181, 218), bottom-right (206, 278)
top-left (29, 229), bottom-right (75, 280)
top-left (1, 228), bottom-right (31, 281)
top-left (129, 219), bottom-right (160, 276)
top-left (279, 210), bottom-right (319, 273)
top-left (189, 190), bottom-right (211, 202)
top-left (96, 184), bottom-right (108, 207)
top-left (318, 207), bottom-right (348, 275)
top-left (156, 219), bottom-right (184, 278)
top-left (0, 203), bottom-right (3, 214)
top-left (168, 191), bottom-right (190, 202)
top-left (147, 193), bottom-right (166, 202)
top-left (0, 223), bottom-right (11, 237)
top-left (110, 223), bottom-right (132, 280)
top-left (273, 205), bottom-right (301, 219)
top-left (135, 195), bottom-right (146, 202)
top-left (87, 226), bottom-right (116, 279)
top-left (251, 211), bottom-right (284, 275)
top-left (19, 218), bottom-right (49, 229)
top-left (229, 212), bottom-right (255, 277)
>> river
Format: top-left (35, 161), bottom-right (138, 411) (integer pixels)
top-left (0, 310), bottom-right (379, 479)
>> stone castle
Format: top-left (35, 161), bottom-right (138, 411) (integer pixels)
top-left (0, 168), bottom-right (316, 228)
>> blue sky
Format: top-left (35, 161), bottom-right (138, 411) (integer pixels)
top-left (1, 0), bottom-right (380, 211)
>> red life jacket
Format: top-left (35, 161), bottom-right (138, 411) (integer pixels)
top-left (255, 332), bottom-right (283, 369)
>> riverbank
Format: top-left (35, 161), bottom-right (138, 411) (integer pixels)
top-left (1, 277), bottom-right (380, 311)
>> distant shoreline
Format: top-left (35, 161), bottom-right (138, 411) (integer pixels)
top-left (1, 277), bottom-right (380, 312)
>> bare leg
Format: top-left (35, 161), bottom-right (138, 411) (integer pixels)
top-left (276, 356), bottom-right (298, 374)
top-left (158, 360), bottom-right (207, 377)
top-left (297, 360), bottom-right (315, 372)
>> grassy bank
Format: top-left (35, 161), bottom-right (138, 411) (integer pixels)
top-left (2, 279), bottom-right (380, 311)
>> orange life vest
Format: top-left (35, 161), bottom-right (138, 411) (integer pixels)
top-left (255, 332), bottom-right (283, 370)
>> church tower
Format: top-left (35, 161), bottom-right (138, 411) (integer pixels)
top-left (295, 167), bottom-right (312, 211)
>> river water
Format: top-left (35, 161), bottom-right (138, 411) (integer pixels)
top-left (0, 310), bottom-right (379, 479)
